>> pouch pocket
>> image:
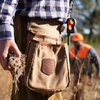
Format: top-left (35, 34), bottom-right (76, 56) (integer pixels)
top-left (22, 39), bottom-right (70, 94)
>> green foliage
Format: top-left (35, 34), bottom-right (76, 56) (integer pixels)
top-left (73, 0), bottom-right (100, 41)
top-left (83, 34), bottom-right (100, 47)
top-left (62, 34), bottom-right (100, 47)
top-left (62, 35), bottom-right (67, 43)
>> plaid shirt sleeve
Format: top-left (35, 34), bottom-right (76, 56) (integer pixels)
top-left (0, 0), bottom-right (18, 41)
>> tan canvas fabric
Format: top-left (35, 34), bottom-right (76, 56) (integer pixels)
top-left (12, 14), bottom-right (70, 100)
top-left (22, 37), bottom-right (70, 93)
top-left (20, 18), bottom-right (70, 93)
top-left (28, 18), bottom-right (61, 39)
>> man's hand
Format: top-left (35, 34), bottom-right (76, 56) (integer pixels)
top-left (0, 40), bottom-right (21, 70)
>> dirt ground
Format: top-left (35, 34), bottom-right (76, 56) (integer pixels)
top-left (0, 67), bottom-right (12, 100)
top-left (62, 73), bottom-right (100, 100)
top-left (0, 47), bottom-right (100, 100)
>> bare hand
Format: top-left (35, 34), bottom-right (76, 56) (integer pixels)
top-left (0, 40), bottom-right (21, 70)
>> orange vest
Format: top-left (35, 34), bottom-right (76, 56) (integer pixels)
top-left (70, 44), bottom-right (91, 58)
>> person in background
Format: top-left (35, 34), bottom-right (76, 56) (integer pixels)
top-left (70, 33), bottom-right (100, 100)
top-left (0, 0), bottom-right (73, 100)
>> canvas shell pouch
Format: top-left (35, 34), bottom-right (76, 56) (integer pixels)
top-left (22, 32), bottom-right (70, 94)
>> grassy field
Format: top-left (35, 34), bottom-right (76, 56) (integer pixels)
top-left (0, 47), bottom-right (100, 100)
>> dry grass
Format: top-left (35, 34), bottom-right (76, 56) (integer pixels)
top-left (62, 47), bottom-right (100, 100)
top-left (0, 66), bottom-right (12, 100)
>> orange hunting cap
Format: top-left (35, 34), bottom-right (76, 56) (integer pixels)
top-left (72, 33), bottom-right (84, 41)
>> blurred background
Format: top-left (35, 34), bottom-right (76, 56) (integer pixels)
top-left (0, 0), bottom-right (100, 100)
top-left (62, 0), bottom-right (100, 100)
top-left (62, 0), bottom-right (100, 47)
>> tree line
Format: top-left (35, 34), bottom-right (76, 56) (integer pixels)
top-left (73, 0), bottom-right (100, 42)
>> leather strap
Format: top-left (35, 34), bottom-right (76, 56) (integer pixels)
top-left (28, 30), bottom-right (62, 42)
top-left (30, 39), bottom-right (66, 47)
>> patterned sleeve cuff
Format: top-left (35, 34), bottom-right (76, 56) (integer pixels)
top-left (0, 24), bottom-right (14, 41)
